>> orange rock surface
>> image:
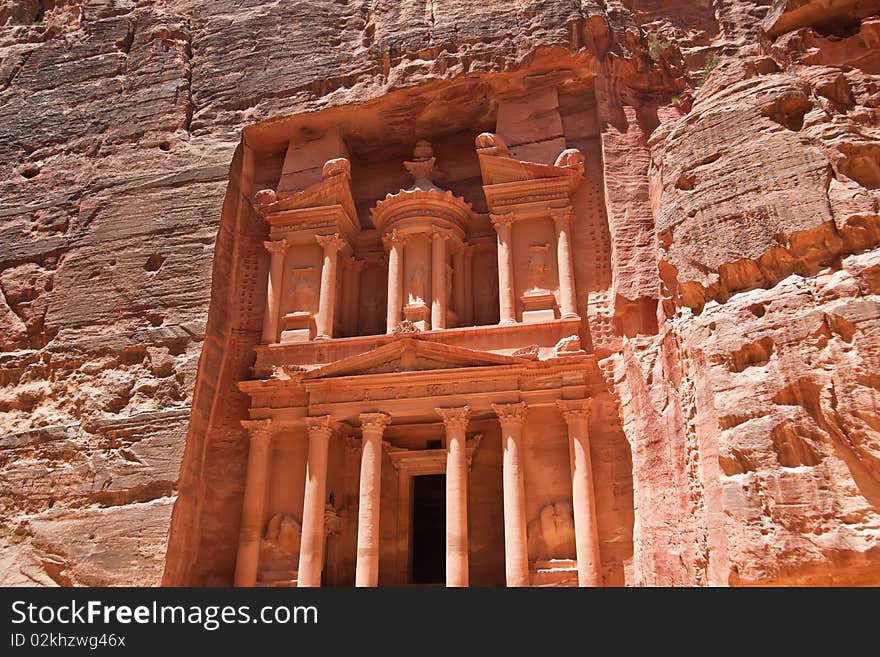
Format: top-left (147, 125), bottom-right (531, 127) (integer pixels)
top-left (0, 0), bottom-right (877, 586)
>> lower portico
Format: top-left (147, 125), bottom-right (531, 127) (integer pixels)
top-left (237, 335), bottom-right (604, 587)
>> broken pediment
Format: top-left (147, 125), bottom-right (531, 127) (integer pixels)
top-left (253, 157), bottom-right (360, 237)
top-left (304, 337), bottom-right (525, 379)
top-left (475, 132), bottom-right (584, 187)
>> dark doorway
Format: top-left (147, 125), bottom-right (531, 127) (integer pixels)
top-left (411, 474), bottom-right (446, 585)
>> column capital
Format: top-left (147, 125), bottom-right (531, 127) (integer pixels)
top-left (490, 213), bottom-right (516, 232)
top-left (549, 206), bottom-right (575, 225)
top-left (492, 402), bottom-right (528, 427)
top-left (382, 229), bottom-right (408, 251)
top-left (316, 233), bottom-right (345, 252)
top-left (305, 415), bottom-right (338, 440)
top-left (359, 412), bottom-right (392, 433)
top-left (556, 399), bottom-right (591, 424)
top-left (241, 419), bottom-right (275, 443)
top-left (430, 226), bottom-right (453, 241)
top-left (263, 239), bottom-right (289, 255)
top-left (435, 405), bottom-right (471, 432)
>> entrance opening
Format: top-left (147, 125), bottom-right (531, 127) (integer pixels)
top-left (411, 474), bottom-right (446, 585)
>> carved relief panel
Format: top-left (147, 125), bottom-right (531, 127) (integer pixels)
top-left (513, 217), bottom-right (561, 323)
top-left (403, 235), bottom-right (432, 329)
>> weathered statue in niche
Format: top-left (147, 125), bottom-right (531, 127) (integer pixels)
top-left (527, 501), bottom-right (576, 561)
top-left (409, 265), bottom-right (428, 305)
top-left (288, 267), bottom-right (317, 314)
top-left (446, 262), bottom-right (454, 310)
top-left (526, 243), bottom-right (551, 293)
top-left (258, 512), bottom-right (302, 584)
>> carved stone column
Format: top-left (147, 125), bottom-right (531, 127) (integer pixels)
top-left (298, 416), bottom-right (335, 587)
top-left (452, 243), bottom-right (466, 329)
top-left (492, 402), bottom-right (529, 586)
top-left (491, 214), bottom-right (516, 325)
top-left (385, 231), bottom-right (404, 333)
top-left (551, 207), bottom-right (579, 319)
top-left (464, 246), bottom-right (474, 326)
top-left (436, 405), bottom-right (471, 587)
top-left (557, 400), bottom-right (601, 586)
top-left (261, 239), bottom-right (288, 344)
top-left (234, 419), bottom-right (275, 587)
top-left (315, 234), bottom-right (345, 339)
top-left (431, 229), bottom-right (447, 330)
top-left (356, 412), bottom-right (391, 586)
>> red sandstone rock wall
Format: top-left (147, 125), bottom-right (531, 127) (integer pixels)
top-left (1, 0), bottom-right (878, 585)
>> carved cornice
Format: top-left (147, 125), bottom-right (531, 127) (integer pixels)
top-left (556, 399), bottom-right (591, 424)
top-left (316, 233), bottom-right (346, 252)
top-left (435, 405), bottom-right (471, 433)
top-left (263, 238), bottom-right (289, 255)
top-left (359, 412), bottom-right (391, 434)
top-left (491, 402), bottom-right (528, 427)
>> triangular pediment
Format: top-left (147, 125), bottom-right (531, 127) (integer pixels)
top-left (304, 338), bottom-right (524, 379)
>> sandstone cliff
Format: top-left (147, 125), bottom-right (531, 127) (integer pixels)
top-left (0, 0), bottom-right (877, 585)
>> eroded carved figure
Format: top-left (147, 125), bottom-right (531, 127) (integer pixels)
top-left (289, 268), bottom-right (317, 313)
top-left (259, 513), bottom-right (303, 580)
top-left (526, 244), bottom-right (551, 292)
top-left (527, 502), bottom-right (576, 561)
top-left (409, 266), bottom-right (428, 305)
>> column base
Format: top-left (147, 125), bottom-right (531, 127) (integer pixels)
top-left (560, 312), bottom-right (581, 320)
top-left (498, 318), bottom-right (517, 326)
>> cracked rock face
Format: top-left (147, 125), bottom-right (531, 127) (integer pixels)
top-left (1, 0), bottom-right (879, 586)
